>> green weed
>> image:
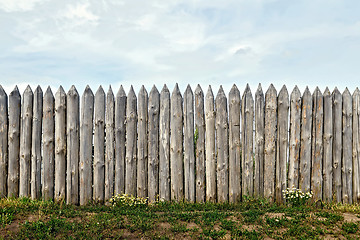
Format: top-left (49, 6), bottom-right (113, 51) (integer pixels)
top-left (342, 222), bottom-right (358, 234)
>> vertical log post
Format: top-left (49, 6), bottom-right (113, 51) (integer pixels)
top-left (105, 87), bottom-right (115, 201)
top-left (0, 86), bottom-right (8, 198)
top-left (288, 86), bottom-right (301, 190)
top-left (159, 85), bottom-right (170, 201)
top-left (8, 86), bottom-right (21, 198)
top-left (55, 86), bottom-right (66, 201)
top-left (254, 84), bottom-right (264, 197)
top-left (170, 84), bottom-right (183, 201)
top-left (195, 85), bottom-right (205, 203)
top-left (93, 86), bottom-right (105, 202)
top-left (137, 86), bottom-right (148, 198)
top-left (184, 85), bottom-right (195, 202)
top-left (228, 84), bottom-right (241, 203)
top-left (264, 84), bottom-right (277, 202)
top-left (125, 86), bottom-right (137, 196)
top-left (66, 86), bottom-right (80, 204)
top-left (215, 86), bottom-right (229, 202)
top-left (323, 88), bottom-right (333, 201)
top-left (276, 85), bottom-right (289, 203)
top-left (311, 87), bottom-right (324, 201)
top-left (19, 86), bottom-right (33, 197)
top-left (333, 87), bottom-right (342, 202)
top-left (31, 86), bottom-right (42, 199)
top-left (353, 88), bottom-right (360, 203)
top-left (342, 88), bottom-right (352, 204)
top-left (242, 84), bottom-right (254, 198)
top-left (299, 87), bottom-right (312, 193)
top-left (43, 87), bottom-right (55, 200)
top-left (79, 86), bottom-right (94, 205)
top-left (114, 86), bottom-right (126, 195)
top-left (148, 86), bottom-right (160, 202)
top-left (205, 86), bottom-right (216, 202)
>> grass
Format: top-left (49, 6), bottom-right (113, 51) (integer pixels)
top-left (1, 197), bottom-right (360, 239)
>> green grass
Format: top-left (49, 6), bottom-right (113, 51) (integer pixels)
top-left (1, 197), bottom-right (360, 239)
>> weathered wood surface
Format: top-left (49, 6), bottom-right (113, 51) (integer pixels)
top-left (93, 86), bottom-right (105, 202)
top-left (228, 84), bottom-right (241, 203)
top-left (19, 86), bottom-right (33, 197)
top-left (159, 85), bottom-right (170, 201)
top-left (288, 86), bottom-right (301, 189)
top-left (275, 86), bottom-right (289, 203)
top-left (170, 84), bottom-right (183, 201)
top-left (205, 86), bottom-right (216, 202)
top-left (195, 85), bottom-right (205, 203)
top-left (137, 86), bottom-right (148, 198)
top-left (0, 86), bottom-right (8, 198)
top-left (105, 87), bottom-right (115, 201)
top-left (148, 86), bottom-right (160, 202)
top-left (79, 86), bottom-right (94, 205)
top-left (333, 87), bottom-right (342, 202)
top-left (184, 85), bottom-right (195, 202)
top-left (342, 88), bottom-right (352, 204)
top-left (7, 86), bottom-right (21, 197)
top-left (215, 86), bottom-right (229, 203)
top-left (242, 84), bottom-right (254, 198)
top-left (3, 83), bottom-right (360, 204)
top-left (311, 88), bottom-right (324, 201)
top-left (264, 84), bottom-right (277, 202)
top-left (299, 87), bottom-right (312, 193)
top-left (42, 87), bottom-right (55, 201)
top-left (54, 86), bottom-right (66, 201)
top-left (254, 84), bottom-right (264, 197)
top-left (66, 86), bottom-right (80, 204)
top-left (125, 86), bottom-right (137, 196)
top-left (353, 88), bottom-right (360, 203)
top-left (114, 86), bottom-right (126, 195)
top-left (31, 86), bottom-right (42, 199)
top-left (323, 88), bottom-right (333, 201)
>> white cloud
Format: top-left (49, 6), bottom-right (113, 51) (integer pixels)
top-left (0, 0), bottom-right (45, 12)
top-left (61, 3), bottom-right (99, 22)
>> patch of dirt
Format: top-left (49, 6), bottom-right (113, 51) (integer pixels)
top-left (2, 213), bottom-right (41, 237)
top-left (27, 214), bottom-right (41, 221)
top-left (263, 237), bottom-right (275, 240)
top-left (226, 215), bottom-right (239, 222)
top-left (158, 221), bottom-right (171, 230)
top-left (223, 233), bottom-right (232, 239)
top-left (343, 213), bottom-right (360, 222)
top-left (266, 213), bottom-right (284, 218)
top-left (121, 228), bottom-right (137, 239)
top-left (242, 224), bottom-right (258, 231)
top-left (2, 220), bottom-right (21, 236)
top-left (67, 216), bottom-right (82, 223)
top-left (186, 222), bottom-right (198, 230)
top-left (323, 234), bottom-right (344, 240)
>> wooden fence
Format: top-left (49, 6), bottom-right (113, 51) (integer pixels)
top-left (0, 83), bottom-right (359, 204)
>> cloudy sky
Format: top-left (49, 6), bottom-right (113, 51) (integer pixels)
top-left (0, 0), bottom-right (360, 95)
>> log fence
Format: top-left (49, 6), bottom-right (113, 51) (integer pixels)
top-left (0, 83), bottom-right (360, 204)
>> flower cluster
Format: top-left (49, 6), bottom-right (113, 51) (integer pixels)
top-left (109, 194), bottom-right (148, 207)
top-left (282, 187), bottom-right (313, 206)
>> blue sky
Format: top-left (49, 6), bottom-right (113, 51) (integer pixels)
top-left (1, 0), bottom-right (360, 95)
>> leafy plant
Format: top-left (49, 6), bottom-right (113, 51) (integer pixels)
top-left (110, 193), bottom-right (149, 207)
top-left (283, 187), bottom-right (313, 206)
top-left (342, 222), bottom-right (358, 234)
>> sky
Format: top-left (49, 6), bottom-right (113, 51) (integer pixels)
top-left (1, 0), bottom-right (360, 96)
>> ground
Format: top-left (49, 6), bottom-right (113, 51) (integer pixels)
top-left (1, 197), bottom-right (360, 239)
